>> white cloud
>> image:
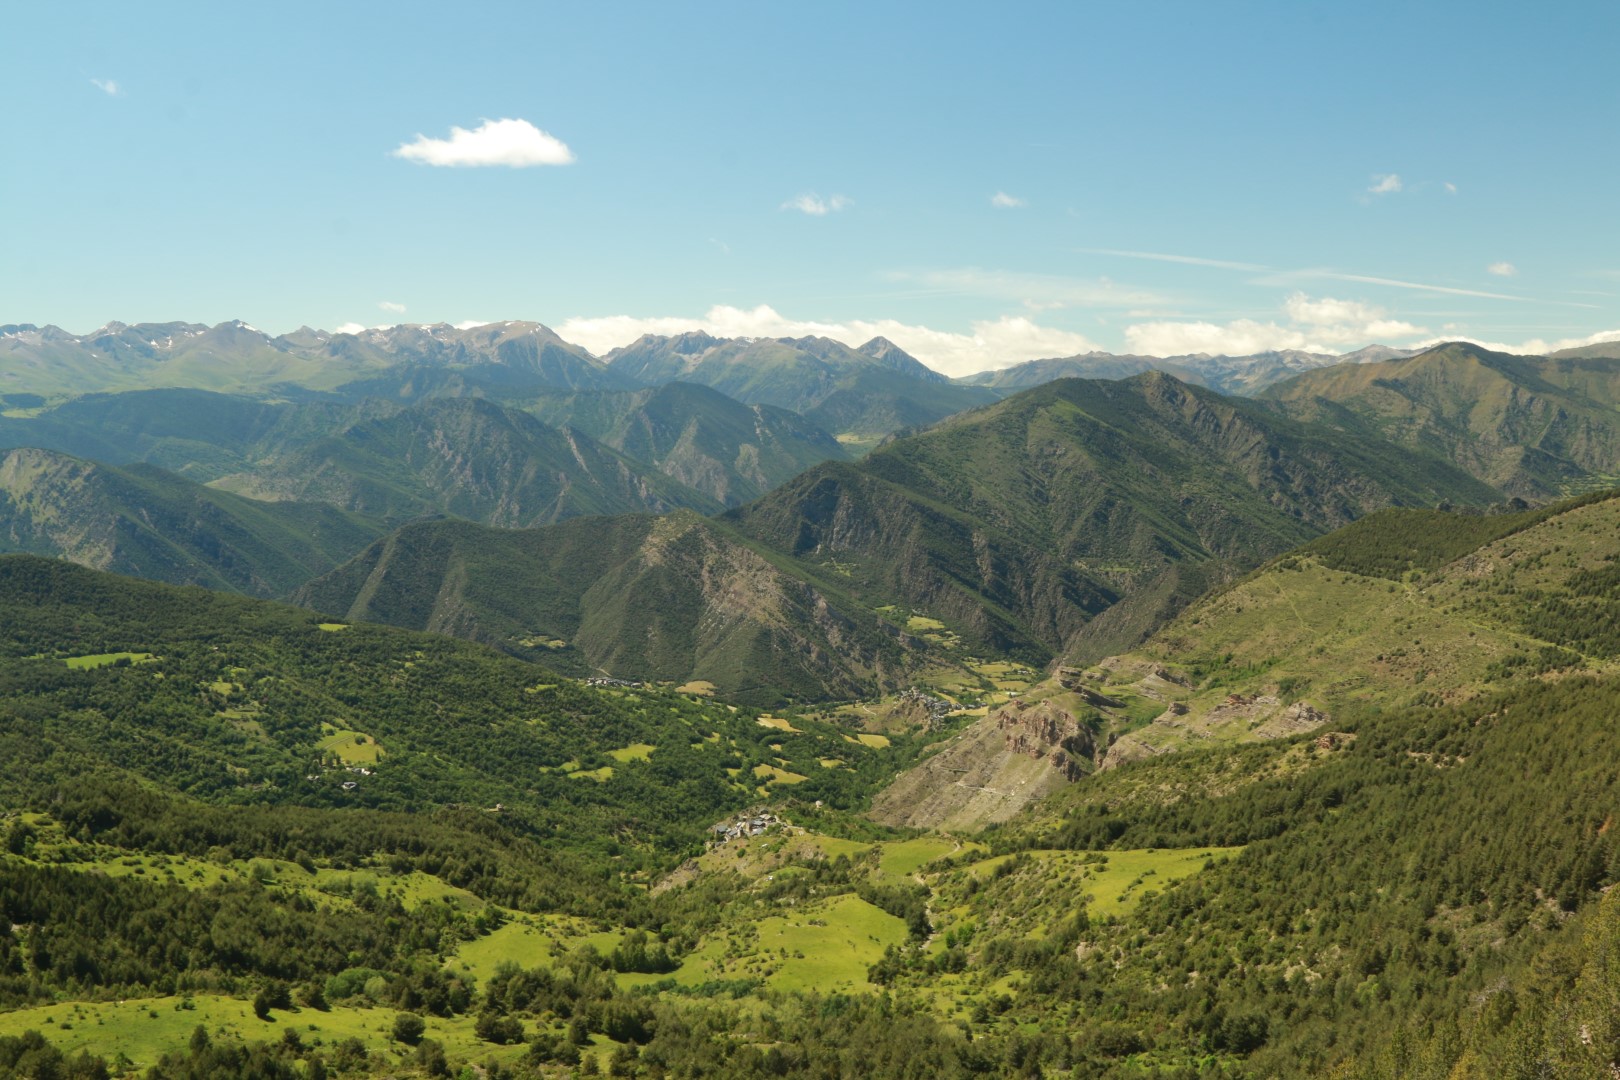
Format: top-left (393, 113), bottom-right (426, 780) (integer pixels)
top-left (90, 78), bottom-right (122, 97)
top-left (334, 323), bottom-right (366, 335)
top-left (781, 193), bottom-right (851, 216)
top-left (454, 320), bottom-right (492, 330)
top-left (392, 118), bottom-right (574, 168)
top-left (555, 304), bottom-right (1101, 377)
top-left (990, 191), bottom-right (1026, 208)
top-left (1444, 182), bottom-right (1458, 195)
top-left (1125, 293), bottom-right (1426, 357)
top-left (378, 300), bottom-right (407, 314)
top-left (1368, 173), bottom-right (1402, 195)
top-left (1487, 262), bottom-right (1517, 277)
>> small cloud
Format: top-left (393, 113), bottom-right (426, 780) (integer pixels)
top-left (1368, 173), bottom-right (1402, 195)
top-left (1444, 182), bottom-right (1458, 195)
top-left (334, 323), bottom-right (366, 335)
top-left (781, 193), bottom-right (851, 216)
top-left (453, 320), bottom-right (490, 330)
top-left (393, 118), bottom-right (574, 168)
top-left (991, 191), bottom-right (1026, 209)
top-left (1487, 262), bottom-right (1517, 278)
top-left (378, 300), bottom-right (407, 314)
top-left (90, 78), bottom-right (122, 97)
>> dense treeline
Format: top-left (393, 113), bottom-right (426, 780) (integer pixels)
top-left (1298, 489), bottom-right (1617, 581)
top-left (957, 673), bottom-right (1620, 1074)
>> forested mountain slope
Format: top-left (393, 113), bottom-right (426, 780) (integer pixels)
top-left (524, 382), bottom-right (848, 506)
top-left (729, 371), bottom-right (1499, 666)
top-left (0, 448), bottom-right (383, 596)
top-left (1261, 341), bottom-right (1620, 497)
top-left (295, 512), bottom-right (920, 705)
top-left (208, 397), bottom-right (720, 524)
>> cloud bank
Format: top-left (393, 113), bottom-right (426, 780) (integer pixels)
top-left (393, 118), bottom-right (574, 168)
top-left (1125, 293), bottom-right (1426, 356)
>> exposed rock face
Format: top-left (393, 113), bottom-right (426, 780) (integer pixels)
top-left (869, 696), bottom-right (1098, 832)
top-left (1099, 693), bottom-right (1332, 771)
top-left (996, 701), bottom-right (1094, 781)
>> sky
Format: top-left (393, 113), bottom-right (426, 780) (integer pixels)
top-left (5, 1), bottom-right (1619, 376)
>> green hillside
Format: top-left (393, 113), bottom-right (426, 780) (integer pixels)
top-left (0, 448), bottom-right (383, 597)
top-left (892, 490), bottom-right (1620, 833)
top-left (1262, 341), bottom-right (1620, 497)
top-left (731, 372), bottom-right (1499, 668)
top-left (210, 397), bottom-right (721, 524)
top-left (294, 512), bottom-right (923, 705)
top-left (525, 382), bottom-right (849, 506)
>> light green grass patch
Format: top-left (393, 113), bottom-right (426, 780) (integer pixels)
top-left (849, 732), bottom-right (890, 748)
top-left (0, 995), bottom-right (532, 1070)
top-left (63, 651), bottom-right (152, 669)
top-left (905, 615), bottom-right (947, 632)
top-left (752, 763), bottom-right (808, 785)
top-left (607, 742), bottom-right (656, 763)
top-left (804, 835), bottom-right (875, 861)
top-left (566, 765), bottom-right (614, 782)
top-left (756, 716), bottom-right (803, 733)
top-left (454, 920), bottom-right (562, 982)
top-left (630, 894), bottom-right (906, 993)
top-left (317, 726), bottom-right (384, 764)
top-left (316, 622), bottom-right (350, 632)
top-left (875, 837), bottom-right (970, 879)
top-left (1078, 848), bottom-right (1235, 918)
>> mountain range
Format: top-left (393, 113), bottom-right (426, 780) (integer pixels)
top-left (295, 370), bottom-right (1499, 700)
top-left (6, 316), bottom-right (1620, 1077)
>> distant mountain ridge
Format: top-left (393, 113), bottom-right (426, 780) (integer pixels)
top-left (604, 333), bottom-right (996, 447)
top-left (1260, 341), bottom-right (1620, 497)
top-left (958, 344), bottom-right (1420, 397)
top-left (0, 319), bottom-right (629, 398)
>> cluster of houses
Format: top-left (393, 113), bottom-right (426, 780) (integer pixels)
top-left (585, 676), bottom-right (643, 689)
top-left (711, 810), bottom-right (784, 845)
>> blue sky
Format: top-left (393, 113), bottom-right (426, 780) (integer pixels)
top-left (6, 1), bottom-right (1618, 374)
